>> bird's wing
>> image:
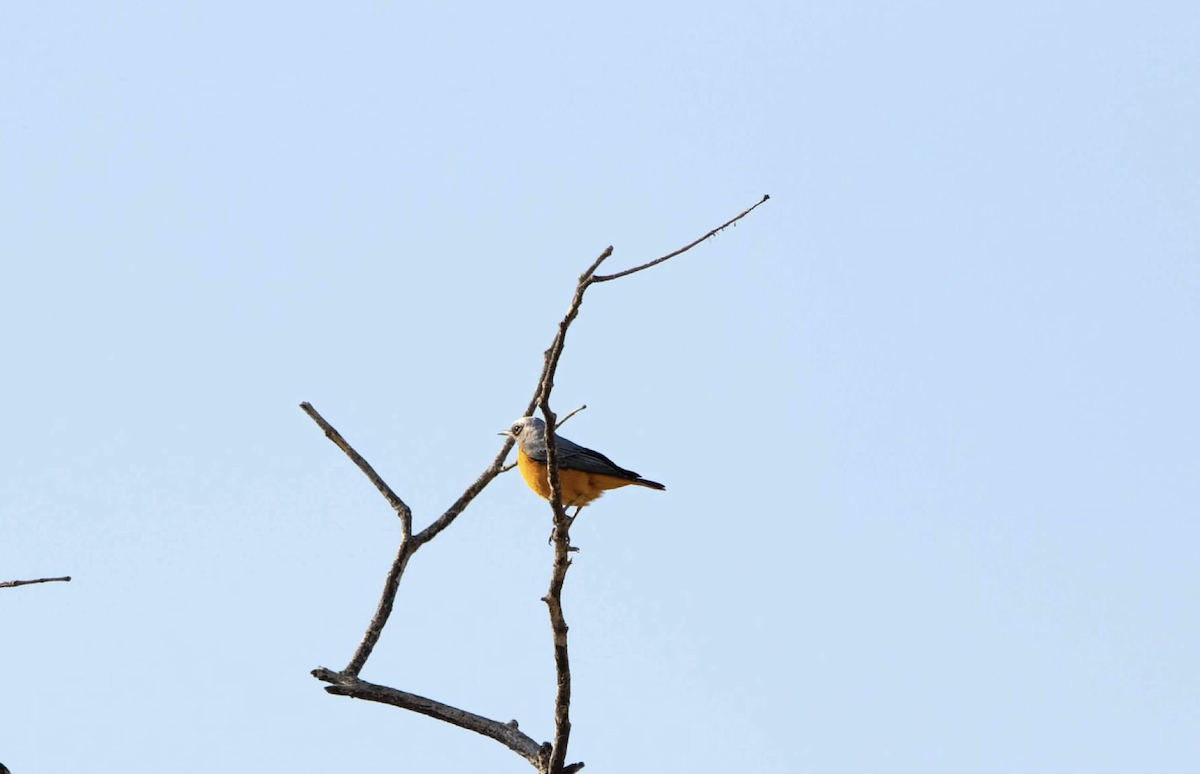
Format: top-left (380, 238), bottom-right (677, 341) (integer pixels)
top-left (555, 436), bottom-right (642, 480)
top-left (521, 434), bottom-right (641, 479)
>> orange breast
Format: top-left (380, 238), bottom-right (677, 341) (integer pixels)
top-left (517, 448), bottom-right (636, 507)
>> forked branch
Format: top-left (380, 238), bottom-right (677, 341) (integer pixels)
top-left (301, 194), bottom-right (769, 773)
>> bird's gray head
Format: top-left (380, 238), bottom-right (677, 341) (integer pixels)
top-left (500, 416), bottom-right (547, 449)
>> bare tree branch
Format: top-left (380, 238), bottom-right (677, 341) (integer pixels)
top-left (313, 667), bottom-right (546, 768)
top-left (343, 541), bottom-right (416, 677)
top-left (413, 446), bottom-right (510, 547)
top-left (543, 505), bottom-right (575, 774)
top-left (300, 195), bottom-right (768, 773)
top-left (534, 301), bottom-right (582, 773)
top-left (591, 194), bottom-right (770, 283)
top-left (299, 407), bottom-right (545, 753)
top-left (300, 402), bottom-right (412, 537)
top-left (524, 195), bottom-right (772, 771)
top-left (1, 576), bottom-right (72, 589)
top-left (554, 404), bottom-right (587, 430)
top-left (299, 402), bottom-right (418, 676)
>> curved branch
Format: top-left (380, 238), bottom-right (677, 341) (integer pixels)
top-left (554, 404), bottom-right (587, 430)
top-left (591, 194), bottom-right (770, 282)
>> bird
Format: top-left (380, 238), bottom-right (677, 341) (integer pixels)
top-left (501, 416), bottom-right (665, 510)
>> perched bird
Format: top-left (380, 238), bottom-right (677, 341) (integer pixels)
top-left (501, 416), bottom-right (665, 509)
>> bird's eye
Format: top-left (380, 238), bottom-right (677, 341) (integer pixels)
top-left (511, 424), bottom-right (521, 435)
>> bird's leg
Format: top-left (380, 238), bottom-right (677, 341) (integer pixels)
top-left (547, 516), bottom-right (573, 545)
top-left (564, 506), bottom-right (582, 552)
top-left (547, 506), bottom-right (583, 551)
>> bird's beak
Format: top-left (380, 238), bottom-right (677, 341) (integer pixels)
top-left (499, 430), bottom-right (512, 438)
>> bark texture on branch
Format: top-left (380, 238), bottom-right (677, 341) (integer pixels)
top-left (313, 667), bottom-right (545, 767)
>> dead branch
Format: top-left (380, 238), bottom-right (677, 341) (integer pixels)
top-left (527, 194), bottom-right (768, 772)
top-left (300, 402), bottom-right (413, 535)
top-left (1, 576), bottom-right (72, 589)
top-left (554, 405), bottom-right (587, 430)
top-left (301, 194), bottom-right (769, 773)
top-left (299, 402), bottom-right (414, 677)
top-left (313, 667), bottom-right (546, 767)
top-left (591, 194), bottom-right (769, 283)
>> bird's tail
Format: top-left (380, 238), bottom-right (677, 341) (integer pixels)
top-left (633, 478), bottom-right (666, 491)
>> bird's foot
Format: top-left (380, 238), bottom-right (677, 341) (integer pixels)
top-left (548, 511), bottom-right (580, 551)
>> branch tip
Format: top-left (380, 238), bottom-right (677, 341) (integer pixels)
top-left (554, 404), bottom-right (587, 430)
top-left (0, 575), bottom-right (72, 589)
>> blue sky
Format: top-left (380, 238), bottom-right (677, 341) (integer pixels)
top-left (2, 2), bottom-right (1198, 772)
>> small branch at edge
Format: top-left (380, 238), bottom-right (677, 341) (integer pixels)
top-left (1, 576), bottom-right (72, 589)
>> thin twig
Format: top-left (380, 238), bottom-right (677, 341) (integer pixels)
top-left (313, 667), bottom-right (545, 768)
top-left (591, 194), bottom-right (770, 283)
top-left (554, 404), bottom-right (587, 430)
top-left (300, 402), bottom-right (413, 537)
top-left (1, 576), bottom-right (71, 589)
